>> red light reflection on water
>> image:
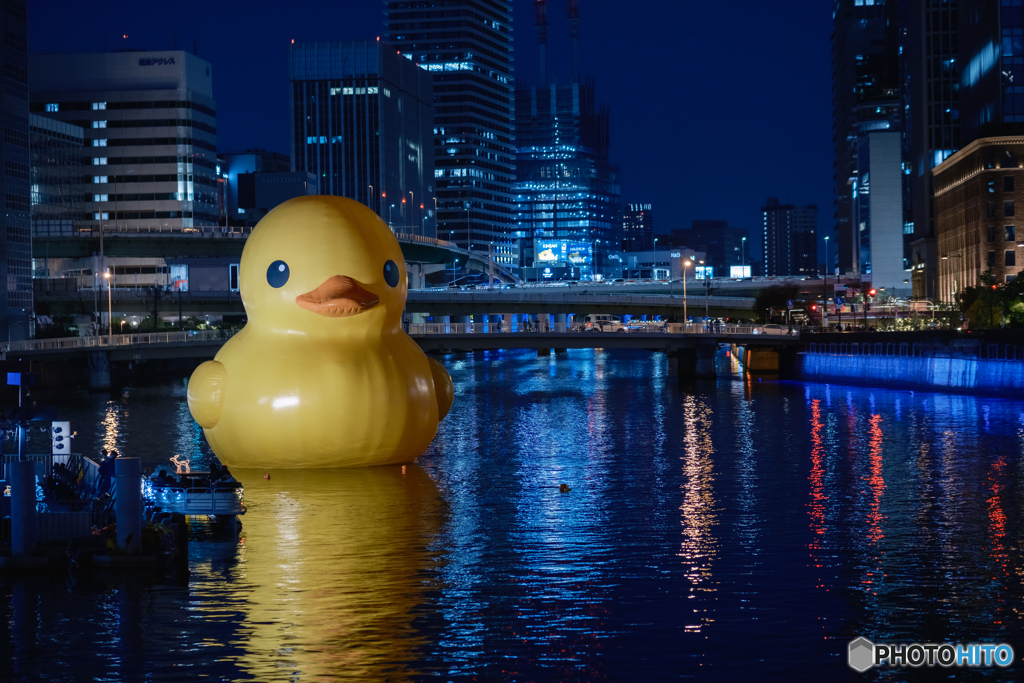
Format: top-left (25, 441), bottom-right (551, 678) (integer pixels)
top-left (864, 413), bottom-right (886, 547)
top-left (807, 400), bottom-right (827, 590)
top-left (987, 455), bottom-right (1008, 578)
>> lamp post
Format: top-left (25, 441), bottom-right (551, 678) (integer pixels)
top-left (822, 236), bottom-right (830, 328)
top-left (409, 191), bottom-right (414, 230)
top-left (741, 236), bottom-right (747, 274)
top-left (368, 185), bottom-right (374, 213)
top-left (103, 271), bottom-right (112, 337)
top-left (389, 203), bottom-right (395, 229)
top-left (683, 259), bottom-right (691, 323)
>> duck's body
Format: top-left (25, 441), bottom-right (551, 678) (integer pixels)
top-left (187, 196), bottom-right (453, 469)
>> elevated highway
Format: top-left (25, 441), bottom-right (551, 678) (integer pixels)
top-left (33, 230), bottom-right (519, 283)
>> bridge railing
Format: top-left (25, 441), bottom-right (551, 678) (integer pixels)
top-left (407, 322), bottom-right (787, 336)
top-left (0, 328), bottom-right (240, 354)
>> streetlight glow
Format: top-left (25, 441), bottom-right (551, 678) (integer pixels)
top-left (104, 271), bottom-right (113, 337)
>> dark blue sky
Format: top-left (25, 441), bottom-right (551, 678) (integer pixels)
top-left (29, 0), bottom-right (833, 263)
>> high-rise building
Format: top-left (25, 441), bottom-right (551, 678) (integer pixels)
top-left (762, 198), bottom-right (818, 277)
top-left (289, 41), bottom-right (436, 238)
top-left (385, 0), bottom-right (515, 261)
top-left (958, 0), bottom-right (1024, 142)
top-left (902, 0), bottom-right (961, 300)
top-left (854, 131), bottom-right (906, 292)
top-left (832, 0), bottom-right (901, 277)
top-left (622, 204), bottom-right (653, 252)
top-left (30, 51), bottom-right (219, 236)
top-left (671, 220), bottom-right (750, 274)
top-left (30, 113), bottom-right (85, 240)
top-left (0, 0), bottom-right (31, 340)
top-left (514, 81), bottom-right (619, 279)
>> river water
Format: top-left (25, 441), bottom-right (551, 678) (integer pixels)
top-left (2, 348), bottom-right (1023, 681)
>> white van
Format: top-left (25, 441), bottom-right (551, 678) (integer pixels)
top-left (583, 314), bottom-right (627, 332)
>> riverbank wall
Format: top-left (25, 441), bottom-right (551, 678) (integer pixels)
top-left (800, 331), bottom-right (1024, 394)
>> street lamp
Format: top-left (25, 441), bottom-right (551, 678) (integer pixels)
top-left (368, 184), bottom-right (373, 212)
top-left (389, 203), bottom-right (395, 229)
top-left (409, 191), bottom-right (414, 229)
top-left (683, 259), bottom-right (691, 323)
top-left (103, 271), bottom-right (112, 337)
top-left (741, 236), bottom-right (747, 273)
top-left (822, 236), bottom-right (830, 328)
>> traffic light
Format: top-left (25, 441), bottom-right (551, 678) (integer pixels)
top-left (868, 288), bottom-right (877, 298)
top-left (811, 304), bottom-right (818, 311)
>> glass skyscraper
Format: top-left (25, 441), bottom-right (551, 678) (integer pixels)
top-left (385, 0), bottom-right (515, 264)
top-left (0, 0), bottom-right (31, 340)
top-left (289, 41), bottom-right (435, 237)
top-left (832, 0), bottom-right (901, 277)
top-left (513, 81), bottom-right (619, 281)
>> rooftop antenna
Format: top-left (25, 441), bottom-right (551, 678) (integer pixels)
top-left (535, 0), bottom-right (548, 84)
top-left (568, 0), bottom-right (580, 83)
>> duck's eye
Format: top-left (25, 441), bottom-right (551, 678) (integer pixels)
top-left (267, 260), bottom-right (289, 288)
top-left (383, 260), bottom-right (399, 288)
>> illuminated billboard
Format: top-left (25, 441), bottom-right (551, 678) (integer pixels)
top-left (730, 265), bottom-right (751, 278)
top-left (534, 239), bottom-right (593, 265)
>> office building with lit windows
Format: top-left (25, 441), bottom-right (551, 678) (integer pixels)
top-left (933, 137), bottom-right (1024, 301)
top-left (832, 0), bottom-right (901, 277)
top-left (29, 50), bottom-right (219, 235)
top-left (762, 199), bottom-right (818, 277)
top-left (623, 204), bottom-right (653, 252)
top-left (386, 0), bottom-right (516, 263)
top-left (513, 81), bottom-right (619, 281)
top-left (0, 0), bottom-right (31, 340)
top-left (289, 41), bottom-right (435, 237)
top-left (902, 0), bottom-right (961, 300)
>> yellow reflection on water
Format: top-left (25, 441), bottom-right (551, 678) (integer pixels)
top-left (678, 395), bottom-right (719, 633)
top-left (227, 464), bottom-right (444, 681)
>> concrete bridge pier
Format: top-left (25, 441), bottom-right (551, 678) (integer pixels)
top-left (406, 263), bottom-right (444, 289)
top-left (695, 341), bottom-right (718, 378)
top-left (744, 347), bottom-right (780, 374)
top-left (89, 351), bottom-right (111, 391)
top-left (669, 348), bottom-right (699, 379)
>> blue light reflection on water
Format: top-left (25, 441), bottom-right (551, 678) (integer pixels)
top-left (0, 348), bottom-right (1022, 681)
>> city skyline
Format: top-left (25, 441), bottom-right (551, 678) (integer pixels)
top-left (27, 0), bottom-right (834, 263)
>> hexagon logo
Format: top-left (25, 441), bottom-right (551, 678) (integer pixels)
top-left (848, 637), bottom-right (875, 672)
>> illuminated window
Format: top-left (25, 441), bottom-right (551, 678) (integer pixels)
top-left (92, 139), bottom-right (107, 147)
top-left (92, 102), bottom-right (106, 110)
top-left (93, 212), bottom-right (109, 220)
top-left (93, 194), bottom-right (108, 202)
top-left (330, 87), bottom-right (341, 96)
top-left (93, 157), bottom-right (107, 165)
top-left (93, 176), bottom-right (108, 184)
top-left (45, 103), bottom-right (58, 112)
top-left (92, 120), bottom-right (107, 128)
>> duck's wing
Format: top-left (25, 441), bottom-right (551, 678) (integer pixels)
top-left (187, 360), bottom-right (227, 429)
top-left (427, 357), bottom-right (454, 421)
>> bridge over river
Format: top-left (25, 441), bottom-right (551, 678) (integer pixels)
top-left (0, 324), bottom-right (804, 389)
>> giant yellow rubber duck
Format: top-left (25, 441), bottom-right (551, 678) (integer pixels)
top-left (187, 196), bottom-right (454, 468)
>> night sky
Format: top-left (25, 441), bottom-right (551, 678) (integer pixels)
top-left (28, 0), bottom-right (833, 263)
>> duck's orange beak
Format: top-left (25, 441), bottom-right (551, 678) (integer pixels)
top-left (295, 275), bottom-right (379, 318)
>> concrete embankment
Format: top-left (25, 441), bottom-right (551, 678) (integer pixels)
top-left (799, 331), bottom-right (1024, 395)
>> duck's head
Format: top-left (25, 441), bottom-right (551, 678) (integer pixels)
top-left (239, 196), bottom-right (407, 338)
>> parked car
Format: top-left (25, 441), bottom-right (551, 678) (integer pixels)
top-left (754, 324), bottom-right (793, 335)
top-left (583, 314), bottom-right (627, 332)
